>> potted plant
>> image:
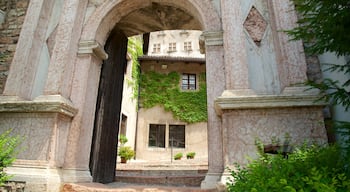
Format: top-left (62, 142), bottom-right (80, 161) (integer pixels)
top-left (119, 134), bottom-right (128, 146)
top-left (174, 152), bottom-right (183, 160)
top-left (186, 152), bottom-right (196, 159)
top-left (118, 146), bottom-right (134, 163)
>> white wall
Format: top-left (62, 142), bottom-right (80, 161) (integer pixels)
top-left (148, 30), bottom-right (204, 58)
top-left (318, 52), bottom-right (350, 144)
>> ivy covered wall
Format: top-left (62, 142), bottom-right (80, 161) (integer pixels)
top-left (139, 70), bottom-right (207, 123)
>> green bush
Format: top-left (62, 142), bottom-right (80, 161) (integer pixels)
top-left (186, 152), bottom-right (196, 159)
top-left (0, 130), bottom-right (21, 186)
top-left (227, 144), bottom-right (350, 192)
top-left (174, 152), bottom-right (183, 160)
top-left (119, 134), bottom-right (128, 145)
top-left (118, 146), bottom-right (134, 160)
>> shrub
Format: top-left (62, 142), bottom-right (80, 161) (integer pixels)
top-left (119, 134), bottom-right (128, 145)
top-left (186, 152), bottom-right (196, 159)
top-left (227, 144), bottom-right (350, 192)
top-left (0, 130), bottom-right (21, 186)
top-left (118, 146), bottom-right (134, 160)
top-left (174, 152), bottom-right (183, 160)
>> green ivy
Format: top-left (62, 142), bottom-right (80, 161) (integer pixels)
top-left (139, 71), bottom-right (207, 123)
top-left (127, 36), bottom-right (143, 100)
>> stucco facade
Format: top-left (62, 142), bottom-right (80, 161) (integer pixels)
top-left (0, 0), bottom-right (328, 191)
top-left (136, 54), bottom-right (207, 161)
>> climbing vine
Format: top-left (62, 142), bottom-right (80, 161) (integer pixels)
top-left (127, 36), bottom-right (143, 99)
top-left (139, 71), bottom-right (207, 123)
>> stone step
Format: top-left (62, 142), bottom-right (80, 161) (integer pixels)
top-left (115, 174), bottom-right (206, 187)
top-left (117, 169), bottom-right (208, 176)
top-left (115, 166), bottom-right (208, 187)
top-left (62, 183), bottom-right (218, 192)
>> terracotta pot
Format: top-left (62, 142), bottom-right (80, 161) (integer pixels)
top-left (121, 157), bottom-right (127, 163)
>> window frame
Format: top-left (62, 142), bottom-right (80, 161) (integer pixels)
top-left (169, 124), bottom-right (185, 148)
top-left (148, 124), bottom-right (166, 148)
top-left (168, 42), bottom-right (177, 52)
top-left (184, 41), bottom-right (192, 51)
top-left (152, 43), bottom-right (161, 53)
top-left (181, 73), bottom-right (197, 90)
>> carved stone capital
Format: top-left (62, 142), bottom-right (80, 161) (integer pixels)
top-left (199, 31), bottom-right (223, 53)
top-left (78, 40), bottom-right (108, 60)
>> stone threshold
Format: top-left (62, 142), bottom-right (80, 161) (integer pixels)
top-left (62, 182), bottom-right (218, 192)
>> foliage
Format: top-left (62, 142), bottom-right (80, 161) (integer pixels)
top-left (140, 71), bottom-right (207, 123)
top-left (0, 130), bottom-right (21, 186)
top-left (118, 146), bottom-right (134, 160)
top-left (227, 144), bottom-right (350, 192)
top-left (287, 0), bottom-right (350, 56)
top-left (287, 0), bottom-right (350, 111)
top-left (186, 152), bottom-right (196, 159)
top-left (174, 152), bottom-right (183, 160)
top-left (119, 134), bottom-right (128, 145)
top-left (127, 36), bottom-right (143, 100)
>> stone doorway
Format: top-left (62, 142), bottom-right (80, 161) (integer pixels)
top-left (81, 0), bottom-right (223, 187)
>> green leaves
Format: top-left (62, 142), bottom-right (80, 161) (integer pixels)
top-left (227, 145), bottom-right (350, 192)
top-left (288, 0), bottom-right (350, 56)
top-left (288, 0), bottom-right (350, 112)
top-left (0, 129), bottom-right (22, 186)
top-left (140, 72), bottom-right (207, 123)
top-left (127, 36), bottom-right (143, 100)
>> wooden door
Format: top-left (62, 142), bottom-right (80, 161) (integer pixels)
top-left (89, 27), bottom-right (128, 183)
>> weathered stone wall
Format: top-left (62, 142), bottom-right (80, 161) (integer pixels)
top-left (0, 0), bottom-right (29, 94)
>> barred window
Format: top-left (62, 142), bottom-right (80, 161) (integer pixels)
top-left (148, 124), bottom-right (165, 148)
top-left (181, 73), bottom-right (196, 90)
top-left (169, 125), bottom-right (185, 148)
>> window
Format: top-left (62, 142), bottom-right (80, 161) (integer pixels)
top-left (152, 43), bottom-right (161, 53)
top-left (184, 42), bottom-right (192, 51)
top-left (181, 73), bottom-right (196, 90)
top-left (148, 124), bottom-right (165, 147)
top-left (119, 114), bottom-right (127, 136)
top-left (148, 124), bottom-right (186, 148)
top-left (169, 125), bottom-right (185, 148)
top-left (168, 42), bottom-right (176, 52)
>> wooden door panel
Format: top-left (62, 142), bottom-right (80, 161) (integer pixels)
top-left (90, 27), bottom-right (128, 183)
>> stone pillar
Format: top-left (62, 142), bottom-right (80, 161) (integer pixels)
top-left (200, 31), bottom-right (226, 190)
top-left (220, 0), bottom-right (249, 90)
top-left (3, 0), bottom-right (55, 99)
top-left (44, 0), bottom-right (88, 98)
top-left (63, 40), bottom-right (106, 173)
top-left (214, 0), bottom-right (328, 188)
top-left (0, 95), bottom-right (78, 191)
top-left (269, 0), bottom-right (308, 88)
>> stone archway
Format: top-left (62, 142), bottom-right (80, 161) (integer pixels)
top-left (68, 0), bottom-right (224, 189)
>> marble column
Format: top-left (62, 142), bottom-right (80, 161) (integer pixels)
top-left (44, 0), bottom-right (88, 98)
top-left (200, 31), bottom-right (226, 190)
top-left (220, 0), bottom-right (249, 90)
top-left (3, 0), bottom-right (55, 99)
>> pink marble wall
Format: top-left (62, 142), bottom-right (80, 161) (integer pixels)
top-left (223, 107), bottom-right (327, 165)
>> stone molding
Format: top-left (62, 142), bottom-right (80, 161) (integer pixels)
top-left (215, 87), bottom-right (326, 115)
top-left (201, 31), bottom-right (223, 46)
top-left (78, 40), bottom-right (108, 60)
top-left (199, 30), bottom-right (223, 53)
top-left (0, 95), bottom-right (78, 117)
